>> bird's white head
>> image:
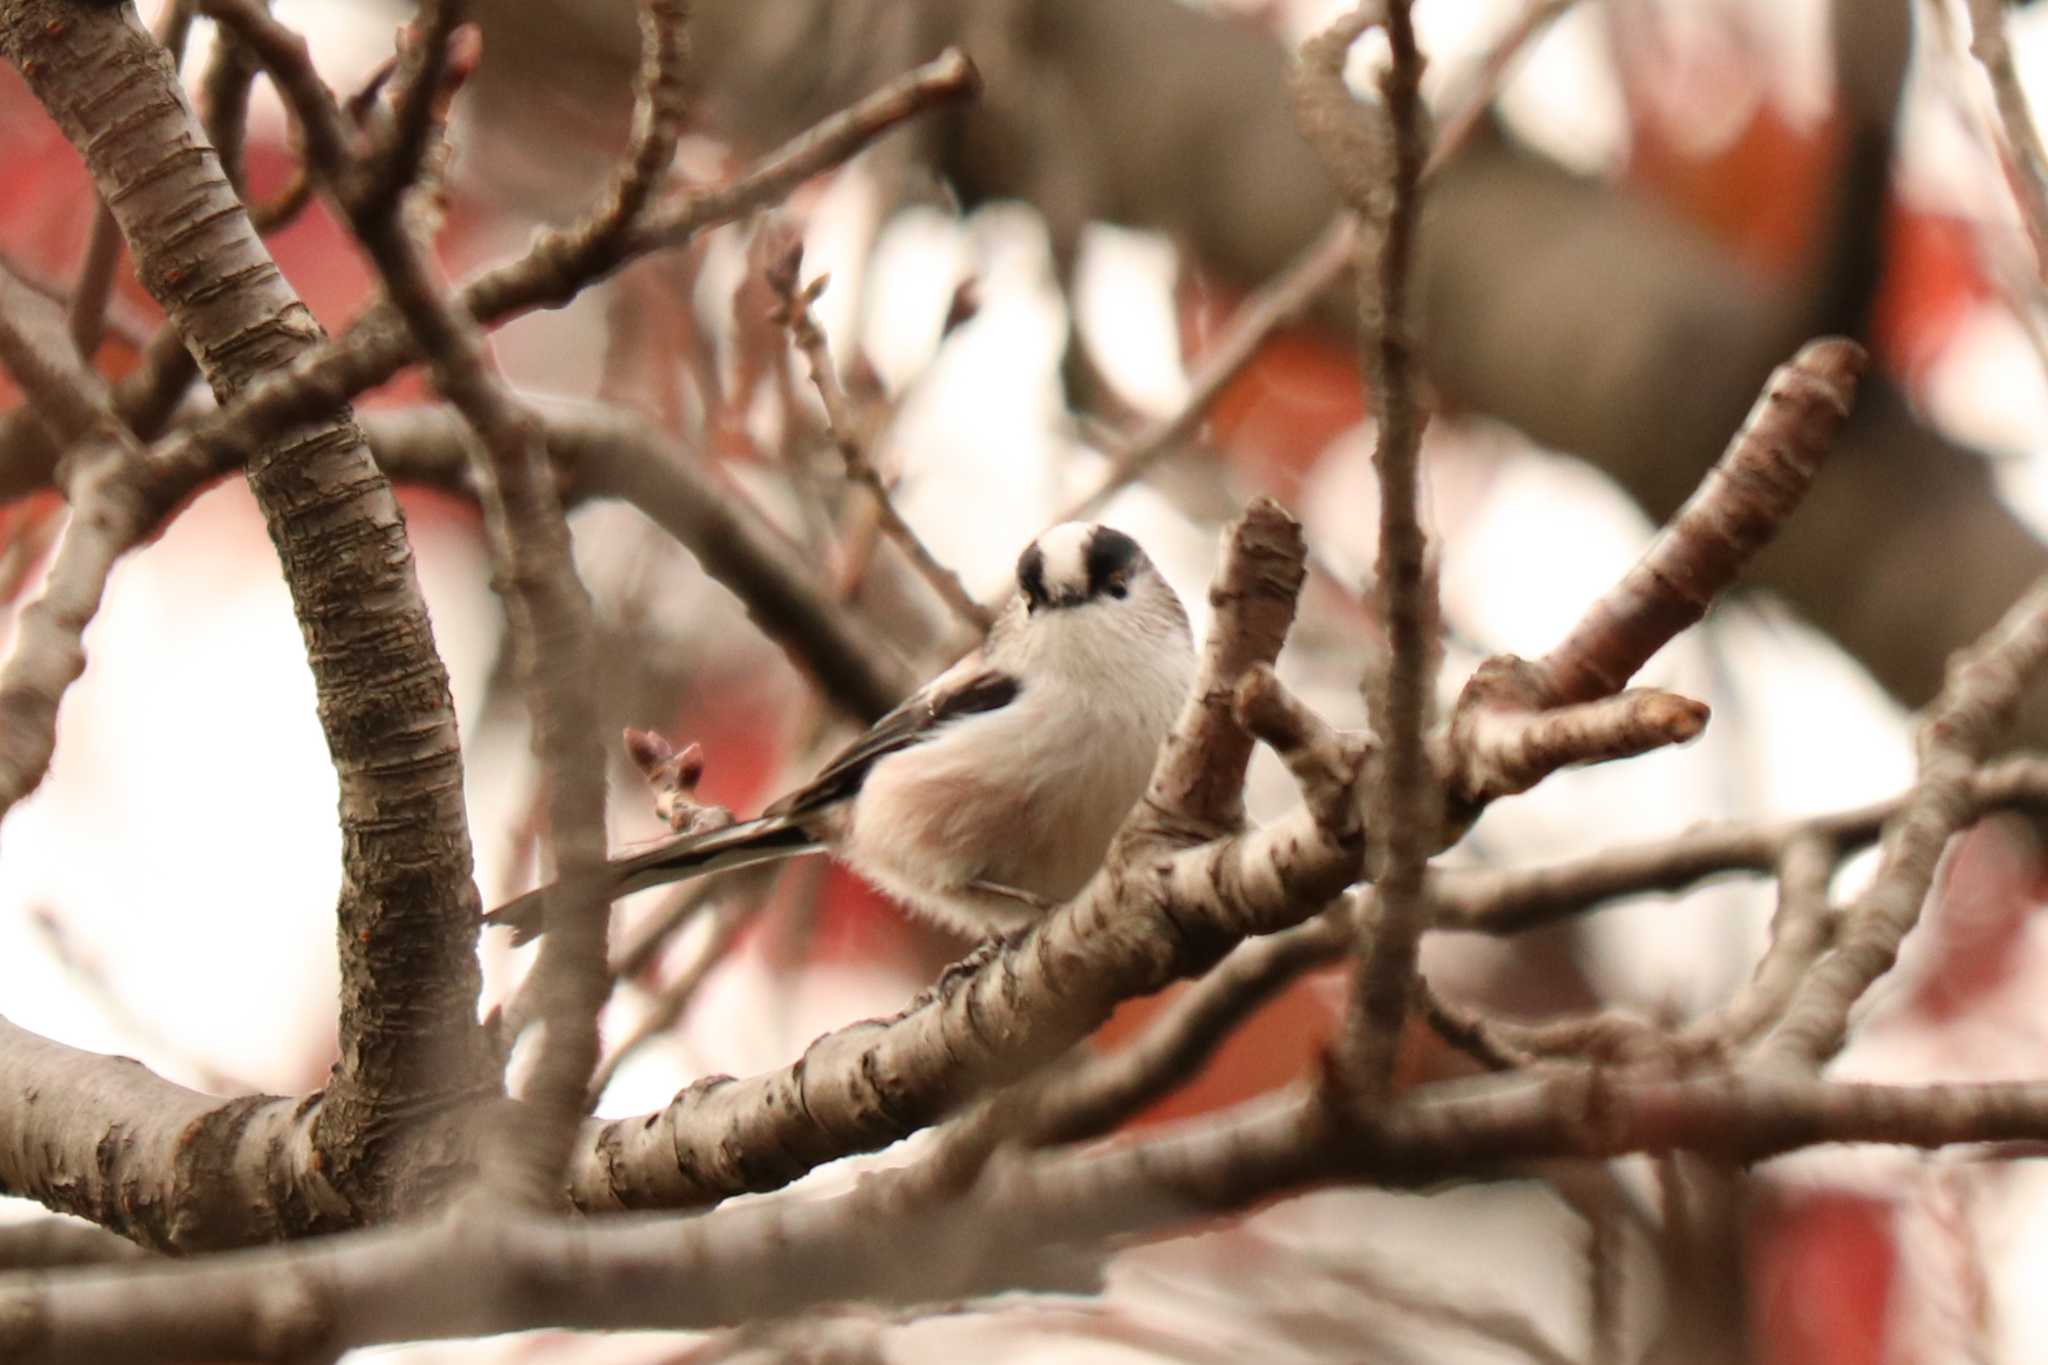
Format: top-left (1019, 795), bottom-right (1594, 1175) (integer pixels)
top-left (1016, 522), bottom-right (1156, 613)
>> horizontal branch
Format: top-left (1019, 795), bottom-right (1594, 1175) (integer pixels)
top-left (1432, 755), bottom-right (2048, 935)
top-left (12, 1068), bottom-right (2048, 1360)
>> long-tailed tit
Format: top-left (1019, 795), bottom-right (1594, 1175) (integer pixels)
top-left (487, 522), bottom-right (1195, 943)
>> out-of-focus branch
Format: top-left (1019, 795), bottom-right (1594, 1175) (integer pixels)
top-left (1757, 573), bottom-right (2048, 1070)
top-left (0, 266), bottom-right (158, 824)
top-left (1684, 835), bottom-right (1839, 1052)
top-left (357, 402), bottom-right (917, 719)
top-left (1024, 909), bottom-right (1351, 1148)
top-left (0, 1218), bottom-right (151, 1272)
top-left (1965, 0), bottom-right (2048, 278)
top-left (769, 245), bottom-right (993, 636)
top-left (1430, 754), bottom-right (2048, 935)
top-left (1062, 0), bottom-right (1579, 522)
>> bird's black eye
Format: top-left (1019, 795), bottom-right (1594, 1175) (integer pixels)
top-left (1106, 581), bottom-right (1127, 599)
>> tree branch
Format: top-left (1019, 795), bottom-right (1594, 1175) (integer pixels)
top-left (0, 0), bottom-right (495, 1217)
top-left (1293, 0), bottom-right (1437, 1100)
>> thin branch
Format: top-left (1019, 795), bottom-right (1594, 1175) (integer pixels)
top-left (1026, 909), bottom-right (1351, 1147)
top-left (64, 207), bottom-right (123, 362)
top-left (1757, 574), bottom-right (2048, 1069)
top-left (1686, 834), bottom-right (1839, 1051)
top-left (769, 246), bottom-right (993, 635)
top-left (1062, 0), bottom-right (1580, 520)
top-left (1294, 0), bottom-right (1437, 1101)
top-left (356, 401), bottom-right (917, 720)
top-left (1415, 976), bottom-right (1545, 1072)
top-left (0, 266), bottom-right (157, 823)
top-left (1062, 215), bottom-right (1357, 522)
top-left (1965, 0), bottom-right (2048, 279)
top-left (132, 44), bottom-right (983, 593)
top-left (1430, 754), bottom-right (2048, 934)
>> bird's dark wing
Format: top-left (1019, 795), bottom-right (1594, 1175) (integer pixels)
top-left (765, 668), bottom-right (1020, 821)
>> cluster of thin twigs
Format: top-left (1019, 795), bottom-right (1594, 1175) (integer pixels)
top-left (3, 0), bottom-right (2048, 1361)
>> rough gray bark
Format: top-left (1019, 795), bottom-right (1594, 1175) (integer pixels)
top-left (0, 0), bottom-right (495, 1222)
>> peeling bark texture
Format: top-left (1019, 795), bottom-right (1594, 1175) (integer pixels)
top-left (0, 0), bottom-right (494, 1217)
top-left (0, 1018), bottom-right (331, 1252)
top-left (1533, 338), bottom-right (1868, 706)
top-left (14, 1071), bottom-right (2048, 1360)
top-left (1130, 497), bottom-right (1307, 843)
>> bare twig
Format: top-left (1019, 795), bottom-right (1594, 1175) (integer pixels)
top-left (1431, 754), bottom-right (2048, 935)
top-left (1415, 976), bottom-right (1544, 1072)
top-left (1062, 0), bottom-right (1580, 520)
top-left (137, 45), bottom-right (983, 580)
top-left (1062, 215), bottom-right (1357, 522)
top-left (769, 246), bottom-right (993, 635)
top-left (1294, 0), bottom-right (1437, 1101)
top-left (65, 208), bottom-right (123, 362)
top-left (353, 388), bottom-right (919, 725)
top-left (1027, 909), bottom-right (1351, 1147)
top-left (1689, 834), bottom-right (1839, 1051)
top-left (0, 267), bottom-right (156, 823)
top-left (1531, 339), bottom-right (1867, 706)
top-left (585, 898), bottom-right (760, 1112)
top-left (1758, 574), bottom-right (2048, 1070)
top-left (1965, 0), bottom-right (2048, 278)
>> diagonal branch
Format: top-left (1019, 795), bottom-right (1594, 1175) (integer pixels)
top-left (769, 247), bottom-right (993, 636)
top-left (1757, 574), bottom-right (2048, 1070)
top-left (0, 265), bottom-right (163, 824)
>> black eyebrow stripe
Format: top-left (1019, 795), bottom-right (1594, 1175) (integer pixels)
top-left (1084, 526), bottom-right (1140, 595)
top-left (1017, 542), bottom-right (1048, 606)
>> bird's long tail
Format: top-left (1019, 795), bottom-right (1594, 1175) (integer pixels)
top-left (483, 816), bottom-right (820, 945)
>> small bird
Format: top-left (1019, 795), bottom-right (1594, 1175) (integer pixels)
top-left (486, 522), bottom-right (1195, 943)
